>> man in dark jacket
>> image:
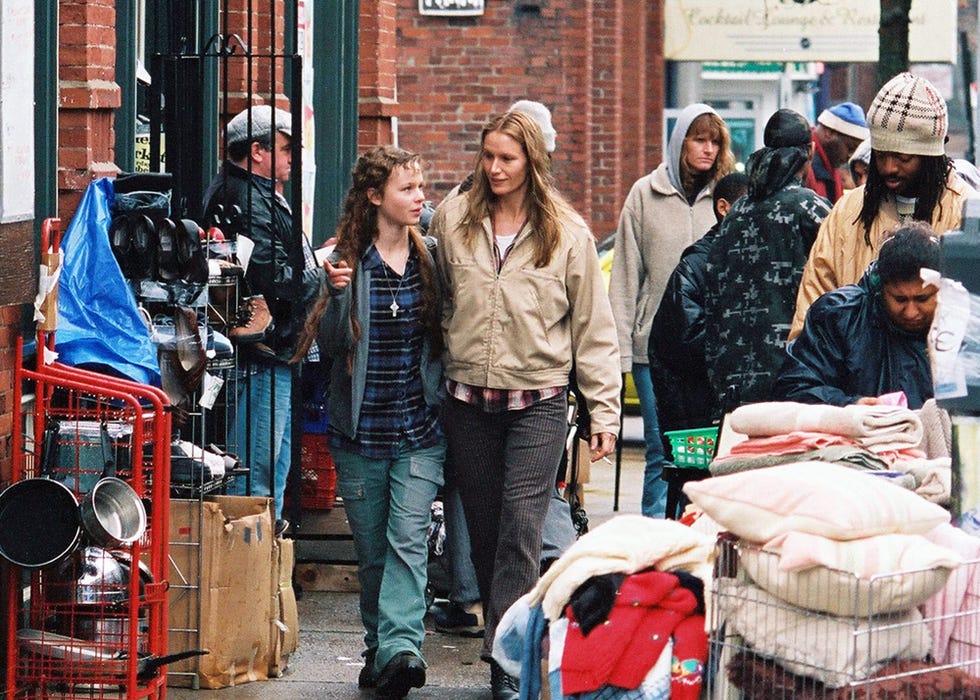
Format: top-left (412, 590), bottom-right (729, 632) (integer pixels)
top-left (647, 172), bottom-right (748, 432)
top-left (203, 105), bottom-right (324, 523)
top-left (702, 109), bottom-right (832, 406)
top-left (773, 222), bottom-right (939, 409)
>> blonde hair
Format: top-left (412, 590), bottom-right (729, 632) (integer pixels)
top-left (458, 111), bottom-right (573, 268)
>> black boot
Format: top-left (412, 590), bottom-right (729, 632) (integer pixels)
top-left (490, 660), bottom-right (520, 700)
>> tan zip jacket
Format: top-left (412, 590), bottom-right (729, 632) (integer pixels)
top-left (789, 172), bottom-right (975, 339)
top-left (429, 194), bottom-right (622, 436)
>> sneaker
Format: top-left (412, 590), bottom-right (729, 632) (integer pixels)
top-left (431, 601), bottom-right (484, 637)
top-left (229, 295), bottom-right (272, 343)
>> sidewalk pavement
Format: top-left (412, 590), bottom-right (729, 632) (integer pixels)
top-left (168, 420), bottom-right (647, 699)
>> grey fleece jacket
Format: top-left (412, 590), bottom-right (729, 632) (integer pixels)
top-left (608, 103), bottom-right (718, 373)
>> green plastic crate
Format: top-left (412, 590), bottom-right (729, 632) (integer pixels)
top-left (665, 426), bottom-right (719, 468)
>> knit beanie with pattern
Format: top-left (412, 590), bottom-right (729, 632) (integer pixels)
top-left (867, 72), bottom-right (947, 157)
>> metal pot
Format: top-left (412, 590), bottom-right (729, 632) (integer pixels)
top-left (0, 476), bottom-right (81, 569)
top-left (78, 476), bottom-right (146, 549)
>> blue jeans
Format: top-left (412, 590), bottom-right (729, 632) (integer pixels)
top-left (231, 363), bottom-right (292, 520)
top-left (443, 485), bottom-right (481, 606)
top-left (332, 440), bottom-right (445, 671)
top-left (633, 364), bottom-right (668, 518)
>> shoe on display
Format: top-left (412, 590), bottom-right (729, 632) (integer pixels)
top-left (228, 295), bottom-right (272, 343)
top-left (431, 601), bottom-right (485, 637)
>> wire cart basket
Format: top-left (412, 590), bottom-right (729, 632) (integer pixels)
top-left (709, 535), bottom-right (980, 699)
top-left (3, 218), bottom-right (176, 699)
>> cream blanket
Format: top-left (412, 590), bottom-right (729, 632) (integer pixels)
top-left (527, 514), bottom-right (716, 622)
top-left (729, 402), bottom-right (923, 453)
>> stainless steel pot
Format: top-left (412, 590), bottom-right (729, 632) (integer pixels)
top-left (78, 476), bottom-right (146, 548)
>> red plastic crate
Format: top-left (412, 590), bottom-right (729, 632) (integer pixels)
top-left (300, 433), bottom-right (337, 510)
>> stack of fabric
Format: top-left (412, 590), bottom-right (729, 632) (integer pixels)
top-left (682, 461), bottom-right (967, 695)
top-left (710, 401), bottom-right (953, 505)
top-left (491, 515), bottom-right (716, 699)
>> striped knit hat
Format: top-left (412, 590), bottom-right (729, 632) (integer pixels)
top-left (867, 72), bottom-right (947, 157)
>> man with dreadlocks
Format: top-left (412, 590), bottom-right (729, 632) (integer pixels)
top-left (789, 72), bottom-right (976, 340)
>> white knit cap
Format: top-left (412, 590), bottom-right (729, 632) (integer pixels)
top-left (509, 99), bottom-right (557, 153)
top-left (867, 72), bottom-right (947, 157)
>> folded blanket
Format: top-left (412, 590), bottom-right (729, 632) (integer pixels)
top-left (724, 431), bottom-right (859, 457)
top-left (891, 457), bottom-right (953, 504)
top-left (716, 579), bottom-right (930, 688)
top-left (528, 515), bottom-right (716, 622)
top-left (729, 402), bottom-right (923, 453)
top-left (916, 398), bottom-right (952, 458)
top-left (710, 445), bottom-right (889, 476)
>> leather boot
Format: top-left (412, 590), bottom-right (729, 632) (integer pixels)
top-left (229, 295), bottom-right (272, 343)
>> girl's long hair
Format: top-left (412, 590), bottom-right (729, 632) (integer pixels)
top-left (858, 153), bottom-right (953, 246)
top-left (292, 146), bottom-right (443, 366)
top-left (459, 110), bottom-right (572, 268)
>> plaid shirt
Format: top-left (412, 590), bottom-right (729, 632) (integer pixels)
top-left (448, 379), bottom-right (563, 413)
top-left (328, 246), bottom-right (441, 459)
top-left (301, 236), bottom-right (321, 363)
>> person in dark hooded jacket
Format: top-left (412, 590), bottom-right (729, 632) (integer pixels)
top-left (773, 222), bottom-right (940, 409)
top-left (702, 109), bottom-right (832, 406)
top-left (647, 172), bottom-right (749, 433)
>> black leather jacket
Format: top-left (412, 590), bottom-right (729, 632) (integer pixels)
top-left (203, 161), bottom-right (324, 363)
top-left (647, 223), bottom-right (721, 431)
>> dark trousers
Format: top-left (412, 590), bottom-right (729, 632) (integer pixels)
top-left (443, 391), bottom-right (568, 660)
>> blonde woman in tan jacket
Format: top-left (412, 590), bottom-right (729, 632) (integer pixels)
top-left (429, 110), bottom-right (620, 700)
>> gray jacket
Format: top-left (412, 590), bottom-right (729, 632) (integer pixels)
top-left (317, 239), bottom-right (444, 440)
top-left (609, 103), bottom-right (718, 373)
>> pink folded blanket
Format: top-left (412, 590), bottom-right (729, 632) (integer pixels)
top-left (729, 402), bottom-right (923, 454)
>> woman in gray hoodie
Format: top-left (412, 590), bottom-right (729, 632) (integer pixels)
top-left (609, 103), bottom-right (734, 518)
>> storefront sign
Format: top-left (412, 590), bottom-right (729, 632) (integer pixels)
top-left (665, 0), bottom-right (955, 63)
top-left (419, 0), bottom-right (485, 17)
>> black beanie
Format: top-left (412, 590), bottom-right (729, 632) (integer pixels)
top-left (763, 109), bottom-right (812, 148)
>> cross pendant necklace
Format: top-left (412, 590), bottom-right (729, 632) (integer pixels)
top-left (380, 259), bottom-right (407, 317)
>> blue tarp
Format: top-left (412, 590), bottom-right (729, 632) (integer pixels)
top-left (56, 177), bottom-right (161, 385)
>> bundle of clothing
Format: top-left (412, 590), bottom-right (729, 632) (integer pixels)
top-left (492, 515), bottom-right (716, 699)
top-left (711, 400), bottom-right (952, 505)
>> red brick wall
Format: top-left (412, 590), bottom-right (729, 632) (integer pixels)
top-left (58, 0), bottom-right (121, 222)
top-left (372, 0), bottom-right (665, 239)
top-left (217, 0), bottom-right (291, 143)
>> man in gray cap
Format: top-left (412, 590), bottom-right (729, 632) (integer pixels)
top-left (702, 108), bottom-right (832, 405)
top-left (203, 104), bottom-right (324, 529)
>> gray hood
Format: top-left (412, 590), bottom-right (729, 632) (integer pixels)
top-left (666, 103), bottom-right (717, 196)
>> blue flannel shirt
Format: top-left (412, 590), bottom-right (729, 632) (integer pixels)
top-left (328, 246), bottom-right (442, 458)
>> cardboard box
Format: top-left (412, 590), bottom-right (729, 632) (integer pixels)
top-left (269, 537), bottom-right (298, 677)
top-left (167, 496), bottom-right (275, 689)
